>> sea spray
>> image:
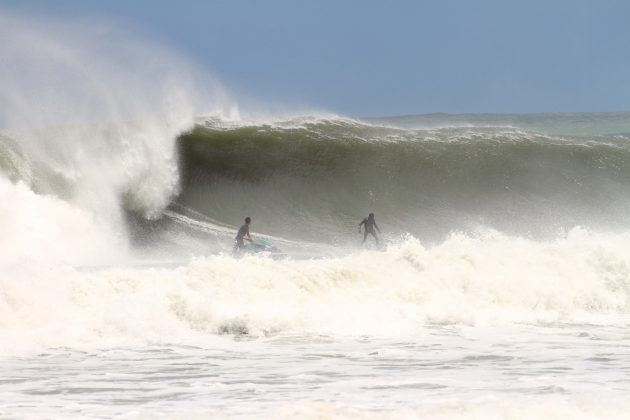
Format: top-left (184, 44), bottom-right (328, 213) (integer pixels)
top-left (0, 13), bottom-right (235, 265)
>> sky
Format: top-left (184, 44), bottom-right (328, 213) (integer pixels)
top-left (3, 0), bottom-right (630, 116)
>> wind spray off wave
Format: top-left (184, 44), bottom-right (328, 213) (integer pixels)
top-left (0, 14), bottom-right (237, 265)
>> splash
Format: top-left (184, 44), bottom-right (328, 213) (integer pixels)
top-left (0, 13), bottom-right (237, 265)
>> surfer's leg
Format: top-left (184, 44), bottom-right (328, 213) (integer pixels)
top-left (232, 239), bottom-right (244, 255)
top-left (362, 230), bottom-right (368, 244)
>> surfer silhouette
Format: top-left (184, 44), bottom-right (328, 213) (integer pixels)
top-left (359, 213), bottom-right (380, 245)
top-left (233, 217), bottom-right (253, 254)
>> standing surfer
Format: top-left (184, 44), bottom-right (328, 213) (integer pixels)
top-left (233, 217), bottom-right (253, 254)
top-left (359, 213), bottom-right (381, 245)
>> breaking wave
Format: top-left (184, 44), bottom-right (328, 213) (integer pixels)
top-left (0, 13), bottom-right (235, 265)
top-left (176, 117), bottom-right (630, 243)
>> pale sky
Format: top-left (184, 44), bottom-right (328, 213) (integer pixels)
top-left (4, 0), bottom-right (629, 116)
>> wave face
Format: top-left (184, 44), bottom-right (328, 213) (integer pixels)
top-left (177, 115), bottom-right (630, 244)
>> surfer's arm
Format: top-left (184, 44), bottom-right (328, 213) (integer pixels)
top-left (375, 223), bottom-right (381, 233)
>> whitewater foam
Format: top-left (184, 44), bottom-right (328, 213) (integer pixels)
top-left (2, 229), bottom-right (629, 352)
top-left (274, 398), bottom-right (630, 420)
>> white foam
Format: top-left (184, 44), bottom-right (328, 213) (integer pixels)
top-left (273, 398), bottom-right (630, 420)
top-left (1, 230), bottom-right (629, 352)
top-left (0, 178), bottom-right (124, 266)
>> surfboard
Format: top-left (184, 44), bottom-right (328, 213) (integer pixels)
top-left (243, 239), bottom-right (285, 257)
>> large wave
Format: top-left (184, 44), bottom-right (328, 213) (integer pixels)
top-left (176, 117), bottom-right (630, 245)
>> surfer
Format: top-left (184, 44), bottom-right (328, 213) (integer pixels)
top-left (359, 213), bottom-right (380, 245)
top-left (233, 217), bottom-right (253, 254)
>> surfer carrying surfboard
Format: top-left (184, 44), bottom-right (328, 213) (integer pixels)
top-left (359, 213), bottom-right (380, 245)
top-left (233, 217), bottom-right (253, 254)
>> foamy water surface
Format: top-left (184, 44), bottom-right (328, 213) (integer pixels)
top-left (2, 234), bottom-right (630, 419)
top-left (1, 324), bottom-right (629, 419)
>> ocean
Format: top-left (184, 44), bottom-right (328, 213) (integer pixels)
top-left (2, 14), bottom-right (630, 420)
